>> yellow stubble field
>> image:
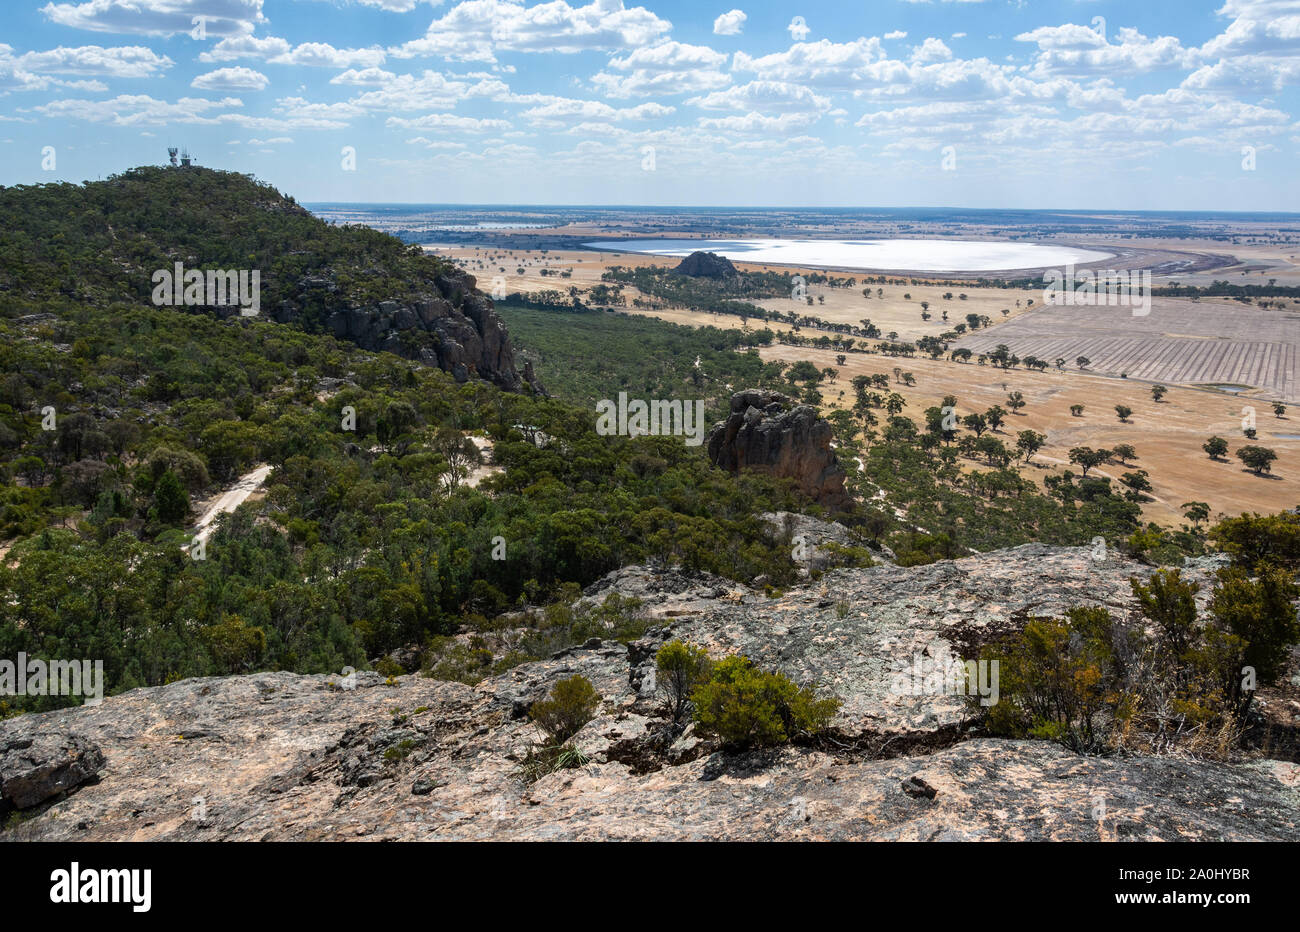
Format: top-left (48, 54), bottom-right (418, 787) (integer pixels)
top-left (756, 343), bottom-right (1299, 526)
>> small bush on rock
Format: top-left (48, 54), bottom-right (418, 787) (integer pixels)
top-left (980, 607), bottom-right (1128, 753)
top-left (518, 743), bottom-right (590, 783)
top-left (690, 655), bottom-right (840, 748)
top-left (655, 639), bottom-right (712, 722)
top-left (529, 674), bottom-right (601, 744)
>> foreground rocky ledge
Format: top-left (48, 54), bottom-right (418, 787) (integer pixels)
top-left (3, 544), bottom-right (1299, 841)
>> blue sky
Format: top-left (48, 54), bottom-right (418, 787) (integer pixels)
top-left (1, 0), bottom-right (1298, 208)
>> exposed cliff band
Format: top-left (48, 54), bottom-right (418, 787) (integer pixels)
top-left (265, 269), bottom-right (542, 394)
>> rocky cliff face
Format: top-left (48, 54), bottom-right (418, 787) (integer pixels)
top-left (256, 268), bottom-right (542, 394)
top-left (707, 390), bottom-right (851, 511)
top-left (4, 543), bottom-right (1298, 841)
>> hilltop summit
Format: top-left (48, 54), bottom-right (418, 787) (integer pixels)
top-left (0, 165), bottom-right (541, 393)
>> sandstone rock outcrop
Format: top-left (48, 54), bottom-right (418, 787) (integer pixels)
top-left (4, 544), bottom-right (1298, 842)
top-left (761, 511), bottom-right (879, 573)
top-left (672, 251), bottom-right (737, 278)
top-left (1, 733), bottom-right (104, 814)
top-left (255, 268), bottom-right (543, 394)
top-left (707, 390), bottom-right (851, 511)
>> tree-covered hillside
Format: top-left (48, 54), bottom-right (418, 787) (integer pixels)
top-left (0, 297), bottom-right (820, 714)
top-left (0, 169), bottom-right (840, 715)
top-left (0, 166), bottom-right (454, 316)
top-left (495, 300), bottom-right (786, 421)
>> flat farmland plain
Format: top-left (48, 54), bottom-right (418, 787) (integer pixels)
top-left (437, 240), bottom-right (1298, 521)
top-left (956, 298), bottom-right (1300, 403)
top-left (431, 245), bottom-right (1041, 343)
top-left (755, 343), bottom-right (1300, 526)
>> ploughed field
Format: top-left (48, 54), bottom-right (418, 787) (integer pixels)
top-left (956, 298), bottom-right (1300, 404)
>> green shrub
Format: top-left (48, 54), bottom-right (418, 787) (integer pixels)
top-left (518, 743), bottom-right (590, 783)
top-left (422, 636), bottom-right (494, 684)
top-left (201, 615), bottom-right (267, 675)
top-left (1209, 512), bottom-right (1300, 573)
top-left (821, 541), bottom-right (875, 568)
top-left (512, 593), bottom-right (651, 663)
top-left (383, 739), bottom-right (418, 762)
top-left (655, 639), bottom-right (712, 722)
top-left (980, 607), bottom-right (1125, 752)
top-left (891, 530), bottom-right (957, 566)
top-left (150, 469), bottom-right (189, 525)
top-left (978, 564), bottom-right (1300, 755)
top-left (1131, 569), bottom-right (1200, 663)
top-left (690, 655), bottom-right (840, 748)
top-left (529, 674), bottom-right (601, 744)
top-left (1208, 565), bottom-right (1300, 715)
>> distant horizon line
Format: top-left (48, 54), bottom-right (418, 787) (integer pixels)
top-left (300, 202), bottom-right (1300, 217)
top-left (47, 165), bottom-right (1300, 216)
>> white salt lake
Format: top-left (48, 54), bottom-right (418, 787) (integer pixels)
top-left (582, 238), bottom-right (1114, 273)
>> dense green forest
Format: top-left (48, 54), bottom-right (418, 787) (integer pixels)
top-left (0, 298), bottom-right (821, 714)
top-left (496, 300), bottom-right (783, 421)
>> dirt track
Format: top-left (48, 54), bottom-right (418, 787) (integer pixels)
top-left (189, 464), bottom-right (272, 547)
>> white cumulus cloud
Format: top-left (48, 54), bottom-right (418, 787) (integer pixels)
top-left (191, 66), bottom-right (268, 91)
top-left (713, 9), bottom-right (746, 36)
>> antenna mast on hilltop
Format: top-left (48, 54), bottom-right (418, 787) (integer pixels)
top-left (168, 147), bottom-right (178, 166)
top-left (180, 148), bottom-right (193, 167)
